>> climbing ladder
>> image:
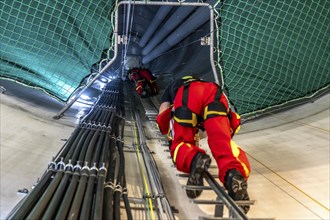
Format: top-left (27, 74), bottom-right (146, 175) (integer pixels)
top-left (139, 95), bottom-right (275, 220)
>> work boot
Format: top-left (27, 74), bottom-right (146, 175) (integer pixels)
top-left (186, 153), bottom-right (211, 199)
top-left (224, 169), bottom-right (250, 214)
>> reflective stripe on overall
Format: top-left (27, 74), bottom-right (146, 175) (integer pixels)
top-left (171, 81), bottom-right (251, 181)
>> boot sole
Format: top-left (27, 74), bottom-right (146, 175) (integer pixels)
top-left (186, 156), bottom-right (211, 199)
top-left (229, 175), bottom-right (250, 214)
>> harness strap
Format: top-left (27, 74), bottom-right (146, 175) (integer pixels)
top-left (174, 78), bottom-right (228, 128)
top-left (203, 88), bottom-right (228, 120)
top-left (182, 83), bottom-right (189, 107)
top-left (175, 78), bottom-right (241, 136)
top-left (173, 78), bottom-right (200, 128)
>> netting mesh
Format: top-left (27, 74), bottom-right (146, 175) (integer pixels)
top-left (0, 0), bottom-right (329, 115)
top-left (0, 0), bottom-right (114, 100)
top-left (218, 0), bottom-right (329, 115)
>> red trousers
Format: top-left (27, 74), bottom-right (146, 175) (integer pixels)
top-left (170, 81), bottom-right (251, 183)
top-left (136, 69), bottom-right (159, 96)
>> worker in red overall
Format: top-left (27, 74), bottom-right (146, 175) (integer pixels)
top-left (157, 76), bottom-right (251, 214)
top-left (127, 67), bottom-right (159, 97)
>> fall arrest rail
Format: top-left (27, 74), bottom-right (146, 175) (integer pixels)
top-left (140, 95), bottom-right (266, 220)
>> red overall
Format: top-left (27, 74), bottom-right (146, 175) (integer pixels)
top-left (169, 81), bottom-right (251, 183)
top-left (129, 68), bottom-right (159, 96)
top-left (129, 68), bottom-right (145, 95)
top-left (139, 69), bottom-right (159, 96)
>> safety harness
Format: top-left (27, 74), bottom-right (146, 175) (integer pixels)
top-left (173, 76), bottom-right (241, 136)
top-left (173, 76), bottom-right (228, 128)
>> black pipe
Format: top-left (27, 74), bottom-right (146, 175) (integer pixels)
top-left (122, 175), bottom-right (133, 220)
top-left (97, 105), bottom-right (106, 123)
top-left (70, 129), bottom-right (90, 164)
top-left (107, 137), bottom-right (117, 182)
top-left (102, 136), bottom-right (116, 220)
top-left (64, 128), bottom-right (86, 163)
top-left (8, 79), bottom-right (133, 219)
top-left (119, 109), bottom-right (132, 220)
top-left (94, 128), bottom-right (112, 218)
top-left (83, 106), bottom-right (99, 122)
top-left (67, 164), bottom-right (89, 220)
top-left (113, 120), bottom-right (125, 220)
top-left (80, 164), bottom-right (98, 219)
top-left (55, 163), bottom-right (81, 220)
top-left (94, 98), bottom-right (116, 219)
top-left (27, 165), bottom-right (64, 219)
top-left (77, 131), bottom-right (106, 219)
top-left (100, 130), bottom-right (111, 169)
top-left (93, 165), bottom-right (107, 220)
top-left (84, 129), bottom-right (100, 165)
top-left (103, 109), bottom-right (113, 127)
top-left (99, 108), bottom-right (109, 125)
top-left (90, 107), bottom-right (103, 123)
top-left (78, 129), bottom-right (96, 162)
top-left (41, 162), bottom-right (74, 220)
top-left (92, 130), bottom-right (106, 165)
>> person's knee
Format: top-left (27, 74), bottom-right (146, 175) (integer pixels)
top-left (172, 142), bottom-right (206, 173)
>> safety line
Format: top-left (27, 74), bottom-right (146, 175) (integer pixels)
top-left (132, 119), bottom-right (155, 220)
top-left (247, 152), bottom-right (330, 214)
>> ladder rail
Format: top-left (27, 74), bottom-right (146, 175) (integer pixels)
top-left (203, 171), bottom-right (248, 220)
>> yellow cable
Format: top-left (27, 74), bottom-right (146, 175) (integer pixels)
top-left (133, 122), bottom-right (155, 219)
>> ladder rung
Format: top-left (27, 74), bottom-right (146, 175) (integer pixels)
top-left (191, 199), bottom-right (256, 205)
top-left (182, 185), bottom-right (214, 190)
top-left (177, 173), bottom-right (218, 178)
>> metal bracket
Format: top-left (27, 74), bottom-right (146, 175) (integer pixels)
top-left (201, 36), bottom-right (211, 46)
top-left (118, 35), bottom-right (128, 44)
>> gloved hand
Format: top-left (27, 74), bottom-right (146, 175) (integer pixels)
top-left (229, 110), bottom-right (241, 137)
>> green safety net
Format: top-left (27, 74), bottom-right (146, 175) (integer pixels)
top-left (0, 0), bottom-right (114, 100)
top-left (218, 0), bottom-right (329, 115)
top-left (0, 0), bottom-right (329, 115)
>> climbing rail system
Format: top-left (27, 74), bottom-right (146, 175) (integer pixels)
top-left (6, 79), bottom-right (264, 219)
top-left (140, 92), bottom-right (256, 220)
